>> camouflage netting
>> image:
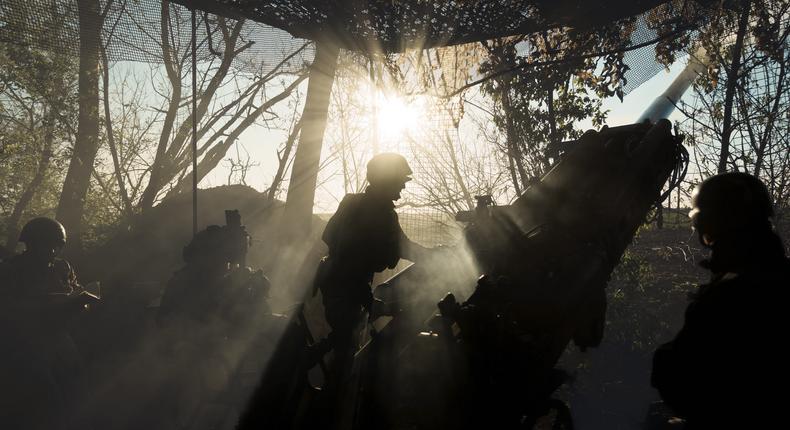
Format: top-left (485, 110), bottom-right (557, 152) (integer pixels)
top-left (177, 0), bottom-right (692, 51)
top-left (1, 0), bottom-right (719, 94)
top-left (1, 0), bottom-right (315, 74)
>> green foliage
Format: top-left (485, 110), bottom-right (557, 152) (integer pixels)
top-left (0, 2), bottom-right (79, 244)
top-left (477, 28), bottom-right (615, 182)
top-left (649, 1), bottom-right (696, 67)
top-left (606, 248), bottom-right (682, 352)
top-left (610, 249), bottom-right (653, 286)
top-left (79, 178), bottom-right (126, 248)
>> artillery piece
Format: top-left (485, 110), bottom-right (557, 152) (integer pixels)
top-left (456, 120), bottom-right (687, 353)
top-left (238, 120), bottom-right (688, 430)
top-left (241, 48), bottom-right (705, 426)
top-left (336, 119), bottom-right (688, 430)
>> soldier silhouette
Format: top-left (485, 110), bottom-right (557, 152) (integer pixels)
top-left (157, 212), bottom-right (273, 428)
top-left (651, 172), bottom-right (789, 428)
top-left (0, 217), bottom-right (98, 430)
top-left (158, 211), bottom-right (271, 332)
top-left (310, 153), bottom-right (434, 406)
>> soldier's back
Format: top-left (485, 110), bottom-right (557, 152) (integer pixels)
top-left (0, 254), bottom-right (88, 430)
top-left (323, 192), bottom-right (402, 277)
top-left (0, 253), bottom-right (77, 297)
top-left (652, 254), bottom-right (790, 427)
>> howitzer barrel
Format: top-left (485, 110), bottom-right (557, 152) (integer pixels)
top-left (638, 50), bottom-right (707, 123)
top-left (461, 119), bottom-right (685, 359)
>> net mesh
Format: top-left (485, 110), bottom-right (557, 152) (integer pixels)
top-left (0, 0), bottom-right (315, 74)
top-left (0, 0), bottom-right (717, 94)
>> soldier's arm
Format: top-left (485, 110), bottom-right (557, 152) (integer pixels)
top-left (3, 293), bottom-right (94, 321)
top-left (58, 260), bottom-right (98, 310)
top-left (398, 227), bottom-right (432, 263)
top-left (67, 264), bottom-right (84, 293)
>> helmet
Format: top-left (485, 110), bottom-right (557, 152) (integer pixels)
top-left (19, 217), bottom-right (66, 246)
top-left (366, 153), bottom-right (413, 185)
top-left (689, 172), bottom-right (773, 235)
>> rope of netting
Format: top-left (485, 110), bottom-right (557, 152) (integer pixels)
top-left (191, 7), bottom-right (198, 236)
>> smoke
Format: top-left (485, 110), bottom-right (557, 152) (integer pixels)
top-left (72, 281), bottom-right (293, 430)
top-left (3, 185), bottom-right (485, 430)
top-left (390, 239), bottom-right (481, 306)
top-left (0, 186), bottom-right (325, 430)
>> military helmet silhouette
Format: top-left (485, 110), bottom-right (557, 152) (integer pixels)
top-left (366, 152), bottom-right (413, 185)
top-left (19, 217), bottom-right (66, 246)
top-left (689, 172), bottom-right (774, 234)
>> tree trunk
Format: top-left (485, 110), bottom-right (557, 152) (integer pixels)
top-left (56, 0), bottom-right (101, 254)
top-left (718, 0), bottom-right (751, 174)
top-left (281, 42), bottom-right (340, 238)
top-left (268, 119), bottom-right (301, 202)
top-left (506, 153), bottom-right (522, 196)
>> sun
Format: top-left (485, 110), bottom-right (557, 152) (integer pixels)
top-left (373, 91), bottom-right (424, 142)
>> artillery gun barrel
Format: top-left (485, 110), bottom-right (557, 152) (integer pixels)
top-left (453, 47), bottom-right (703, 364)
top-left (638, 49), bottom-right (708, 123)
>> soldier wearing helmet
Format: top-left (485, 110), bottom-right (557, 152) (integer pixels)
top-left (652, 172), bottom-right (789, 428)
top-left (158, 229), bottom-right (270, 328)
top-left (158, 212), bottom-right (271, 332)
top-left (311, 153), bottom-right (433, 396)
top-left (0, 217), bottom-right (95, 307)
top-left (0, 217), bottom-right (97, 429)
top-left (156, 212), bottom-right (274, 426)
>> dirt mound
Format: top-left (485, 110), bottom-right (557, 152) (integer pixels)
top-left (81, 185), bottom-right (326, 299)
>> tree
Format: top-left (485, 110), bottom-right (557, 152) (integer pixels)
top-left (56, 0), bottom-right (104, 254)
top-left (321, 51), bottom-right (378, 204)
top-left (281, 41), bottom-right (340, 238)
top-left (478, 29), bottom-right (614, 194)
top-left (406, 123), bottom-right (510, 216)
top-left (1, 1), bottom-right (310, 248)
top-left (265, 93), bottom-right (303, 203)
top-left (0, 0), bottom-right (78, 249)
top-left (133, 4), bottom-right (309, 209)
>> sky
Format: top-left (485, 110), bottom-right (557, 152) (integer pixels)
top-left (593, 60), bottom-right (688, 128)
top-left (193, 55), bottom-right (692, 212)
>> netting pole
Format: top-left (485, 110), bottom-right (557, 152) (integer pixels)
top-left (370, 57), bottom-right (379, 154)
top-left (191, 8), bottom-right (198, 237)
